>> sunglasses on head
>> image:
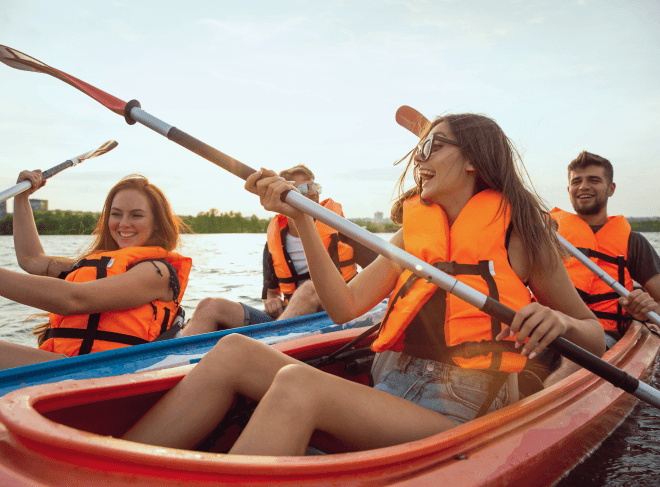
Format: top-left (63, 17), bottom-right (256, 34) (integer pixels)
top-left (418, 134), bottom-right (460, 161)
top-left (297, 182), bottom-right (322, 195)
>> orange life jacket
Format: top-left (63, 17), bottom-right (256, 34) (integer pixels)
top-left (373, 190), bottom-right (533, 373)
top-left (551, 208), bottom-right (633, 333)
top-left (41, 246), bottom-right (192, 357)
top-left (266, 198), bottom-right (356, 299)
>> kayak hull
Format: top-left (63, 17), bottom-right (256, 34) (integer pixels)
top-left (0, 303), bottom-right (386, 397)
top-left (0, 323), bottom-right (658, 486)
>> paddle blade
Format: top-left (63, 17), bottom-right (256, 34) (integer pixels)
top-left (395, 105), bottom-right (431, 137)
top-left (0, 45), bottom-right (127, 116)
top-left (73, 140), bottom-right (119, 164)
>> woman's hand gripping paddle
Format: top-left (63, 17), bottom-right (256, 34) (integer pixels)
top-left (0, 141), bottom-right (118, 204)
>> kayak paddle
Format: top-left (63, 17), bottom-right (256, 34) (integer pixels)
top-left (2, 45), bottom-right (659, 410)
top-left (0, 140), bottom-right (118, 205)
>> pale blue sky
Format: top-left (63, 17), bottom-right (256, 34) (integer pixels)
top-left (1, 0), bottom-right (659, 219)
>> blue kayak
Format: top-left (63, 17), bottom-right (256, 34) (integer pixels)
top-left (0, 302), bottom-right (386, 397)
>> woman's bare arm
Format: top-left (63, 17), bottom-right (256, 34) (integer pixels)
top-left (502, 229), bottom-right (605, 359)
top-left (0, 261), bottom-right (172, 316)
top-left (295, 214), bottom-right (402, 322)
top-left (13, 170), bottom-right (76, 277)
top-left (246, 169), bottom-right (401, 323)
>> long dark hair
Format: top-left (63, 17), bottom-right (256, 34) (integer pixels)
top-left (391, 113), bottom-right (561, 274)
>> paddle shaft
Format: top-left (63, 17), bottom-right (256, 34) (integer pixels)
top-left (0, 160), bottom-right (76, 204)
top-left (0, 140), bottom-right (118, 205)
top-left (124, 103), bottom-right (660, 409)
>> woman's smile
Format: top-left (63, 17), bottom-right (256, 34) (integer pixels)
top-left (108, 189), bottom-right (156, 249)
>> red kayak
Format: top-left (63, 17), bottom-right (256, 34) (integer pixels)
top-left (0, 322), bottom-right (658, 486)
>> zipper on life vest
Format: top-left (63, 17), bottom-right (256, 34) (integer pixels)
top-left (150, 303), bottom-right (157, 321)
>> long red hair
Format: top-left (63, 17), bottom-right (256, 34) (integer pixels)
top-left (79, 174), bottom-right (188, 256)
top-left (33, 175), bottom-right (190, 346)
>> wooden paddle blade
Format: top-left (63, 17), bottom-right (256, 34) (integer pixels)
top-left (0, 45), bottom-right (127, 116)
top-left (84, 140), bottom-right (119, 160)
top-left (395, 105), bottom-right (431, 137)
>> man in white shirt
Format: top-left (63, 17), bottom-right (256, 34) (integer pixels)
top-left (181, 165), bottom-right (377, 336)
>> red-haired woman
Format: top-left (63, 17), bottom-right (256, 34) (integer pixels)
top-left (0, 171), bottom-right (192, 370)
top-left (123, 113), bottom-right (605, 455)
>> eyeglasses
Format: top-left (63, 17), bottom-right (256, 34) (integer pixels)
top-left (418, 134), bottom-right (460, 161)
top-left (297, 182), bottom-right (322, 195)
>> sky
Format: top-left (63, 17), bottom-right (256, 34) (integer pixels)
top-left (1, 0), bottom-right (659, 220)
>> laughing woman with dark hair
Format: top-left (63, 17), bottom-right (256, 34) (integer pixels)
top-left (122, 113), bottom-right (604, 455)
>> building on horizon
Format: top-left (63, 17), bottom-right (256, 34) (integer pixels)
top-left (0, 201), bottom-right (6, 220)
top-left (349, 211), bottom-right (392, 224)
top-left (29, 199), bottom-right (48, 212)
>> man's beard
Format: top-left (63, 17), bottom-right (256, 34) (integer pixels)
top-left (574, 197), bottom-right (606, 216)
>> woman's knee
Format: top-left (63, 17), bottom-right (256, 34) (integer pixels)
top-left (267, 364), bottom-right (320, 411)
top-left (204, 333), bottom-right (258, 367)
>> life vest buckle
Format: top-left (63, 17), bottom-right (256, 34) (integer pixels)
top-left (461, 339), bottom-right (491, 358)
top-left (434, 261), bottom-right (457, 276)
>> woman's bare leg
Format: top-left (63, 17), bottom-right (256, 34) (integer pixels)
top-left (122, 333), bottom-right (301, 448)
top-left (0, 341), bottom-right (63, 370)
top-left (230, 363), bottom-right (457, 456)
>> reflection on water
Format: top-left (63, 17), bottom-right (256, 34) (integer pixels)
top-left (0, 232), bottom-right (659, 485)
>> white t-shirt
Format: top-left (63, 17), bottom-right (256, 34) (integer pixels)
top-left (285, 233), bottom-right (309, 275)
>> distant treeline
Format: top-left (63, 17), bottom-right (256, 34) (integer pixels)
top-left (352, 220), bottom-right (400, 233)
top-left (0, 209), bottom-right (270, 235)
top-left (630, 220), bottom-right (660, 232)
top-left (1, 210), bottom-right (655, 236)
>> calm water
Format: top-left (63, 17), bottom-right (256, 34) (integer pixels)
top-left (1, 232), bottom-right (659, 485)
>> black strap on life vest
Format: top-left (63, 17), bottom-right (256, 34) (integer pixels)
top-left (575, 249), bottom-right (630, 335)
top-left (434, 260), bottom-right (504, 370)
top-left (577, 247), bottom-right (626, 267)
top-left (327, 233), bottom-right (356, 270)
top-left (475, 372), bottom-right (509, 418)
top-left (378, 272), bottom-right (420, 331)
top-left (43, 328), bottom-right (149, 347)
top-left (46, 255), bottom-right (167, 355)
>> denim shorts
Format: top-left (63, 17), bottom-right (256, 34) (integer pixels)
top-left (374, 352), bottom-right (509, 426)
top-left (240, 303), bottom-right (275, 327)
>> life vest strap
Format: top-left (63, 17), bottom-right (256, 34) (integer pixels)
top-left (380, 272), bottom-right (420, 332)
top-left (277, 272), bottom-right (311, 284)
top-left (434, 260), bottom-right (502, 345)
top-left (159, 307), bottom-right (171, 336)
top-left (434, 261), bottom-right (482, 276)
top-left (577, 247), bottom-right (627, 267)
top-left (73, 256), bottom-right (113, 355)
top-left (474, 371), bottom-right (509, 419)
top-left (43, 328), bottom-right (150, 347)
top-left (445, 339), bottom-right (520, 360)
top-left (328, 234), bottom-right (356, 269)
top-left (576, 288), bottom-right (621, 304)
